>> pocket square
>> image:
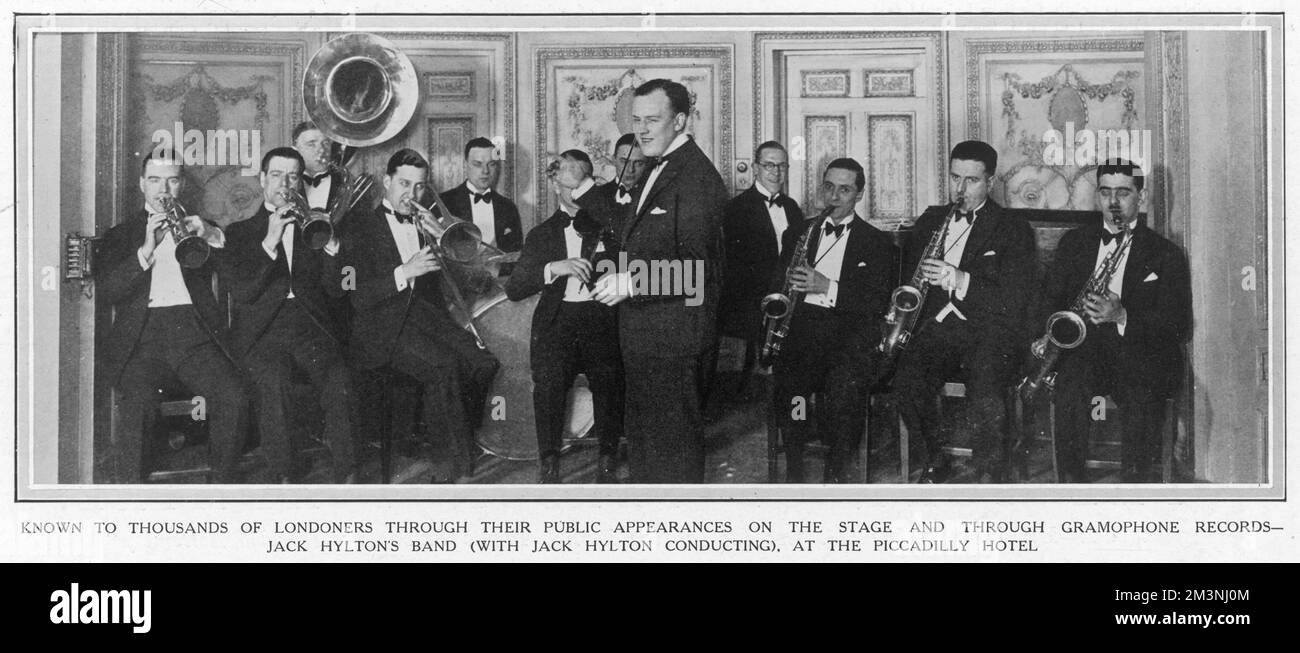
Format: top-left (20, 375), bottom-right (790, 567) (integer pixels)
top-left (504, 227), bottom-right (513, 235)
top-left (1143, 271), bottom-right (1159, 282)
top-left (983, 250), bottom-right (996, 256)
top-left (650, 207), bottom-right (667, 215)
top-left (856, 262), bottom-right (867, 267)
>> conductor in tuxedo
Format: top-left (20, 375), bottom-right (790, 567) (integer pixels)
top-left (96, 150), bottom-right (250, 483)
top-left (1034, 159), bottom-right (1190, 483)
top-left (438, 136), bottom-right (523, 253)
top-left (588, 133), bottom-right (647, 220)
top-left (772, 158), bottom-right (897, 482)
top-left (892, 140), bottom-right (1037, 483)
top-left (348, 148), bottom-right (501, 481)
top-left (720, 140), bottom-right (804, 351)
top-left (593, 78), bottom-right (728, 483)
top-left (506, 150), bottom-right (624, 483)
top-left (223, 146), bottom-right (356, 483)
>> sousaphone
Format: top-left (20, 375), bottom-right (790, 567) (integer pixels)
top-left (303, 33), bottom-right (419, 147)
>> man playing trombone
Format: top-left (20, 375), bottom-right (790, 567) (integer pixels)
top-left (224, 146), bottom-right (357, 483)
top-left (97, 150), bottom-right (250, 483)
top-left (1032, 159), bottom-right (1190, 483)
top-left (347, 148), bottom-right (500, 482)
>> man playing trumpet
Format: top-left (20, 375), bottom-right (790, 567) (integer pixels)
top-left (1033, 159), bottom-right (1190, 483)
top-left (224, 146), bottom-right (357, 483)
top-left (97, 150), bottom-right (250, 483)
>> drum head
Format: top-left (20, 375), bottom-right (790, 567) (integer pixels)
top-left (472, 294), bottom-right (595, 460)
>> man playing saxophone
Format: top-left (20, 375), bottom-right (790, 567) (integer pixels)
top-left (769, 158), bottom-right (896, 482)
top-left (891, 140), bottom-right (1036, 484)
top-left (1032, 159), bottom-right (1190, 483)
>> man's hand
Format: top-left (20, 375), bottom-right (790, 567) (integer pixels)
top-left (1083, 291), bottom-right (1125, 325)
top-left (592, 271), bottom-right (632, 306)
top-left (262, 205), bottom-right (295, 252)
top-left (789, 264), bottom-right (830, 294)
top-left (549, 257), bottom-right (592, 285)
top-left (142, 211), bottom-right (169, 257)
top-left (400, 246), bottom-right (442, 280)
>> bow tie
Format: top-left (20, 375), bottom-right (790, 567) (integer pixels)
top-left (648, 153), bottom-right (672, 169)
top-left (307, 172), bottom-right (330, 188)
top-left (1099, 229), bottom-right (1123, 246)
top-left (385, 206), bottom-right (415, 224)
top-left (953, 210), bottom-right (975, 224)
top-left (473, 191), bottom-right (494, 204)
top-left (766, 194), bottom-right (784, 209)
top-left (823, 221), bottom-right (850, 238)
top-left (615, 188), bottom-right (632, 204)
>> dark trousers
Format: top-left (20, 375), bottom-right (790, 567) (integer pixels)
top-left (113, 306), bottom-right (251, 483)
top-left (893, 317), bottom-right (1016, 470)
top-left (624, 351), bottom-right (709, 483)
top-left (1053, 330), bottom-right (1167, 483)
top-left (532, 301), bottom-right (624, 459)
top-left (245, 299), bottom-right (355, 483)
top-left (772, 305), bottom-right (877, 482)
top-left (386, 311), bottom-right (500, 477)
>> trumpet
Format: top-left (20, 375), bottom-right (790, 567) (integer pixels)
top-left (276, 187), bottom-right (335, 250)
top-left (878, 187), bottom-right (965, 359)
top-left (154, 194), bottom-right (223, 269)
top-left (1019, 219), bottom-right (1133, 399)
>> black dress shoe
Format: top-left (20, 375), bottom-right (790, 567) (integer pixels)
top-left (538, 456), bottom-right (560, 484)
top-left (597, 453), bottom-right (618, 484)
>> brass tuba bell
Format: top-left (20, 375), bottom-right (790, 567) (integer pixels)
top-left (302, 33), bottom-right (419, 148)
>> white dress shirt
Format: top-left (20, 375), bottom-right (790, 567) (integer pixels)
top-left (138, 203), bottom-right (218, 307)
top-left (543, 177), bottom-right (602, 302)
top-left (754, 183), bottom-right (789, 255)
top-left (802, 216), bottom-right (853, 309)
top-left (1094, 222), bottom-right (1133, 335)
top-left (384, 199), bottom-right (423, 292)
top-left (305, 171), bottom-right (332, 211)
top-left (934, 199), bottom-right (983, 322)
top-left (260, 202), bottom-right (297, 299)
top-left (636, 132), bottom-right (690, 214)
top-left (467, 181), bottom-right (497, 247)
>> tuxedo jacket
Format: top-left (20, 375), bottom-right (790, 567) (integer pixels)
top-left (720, 185), bottom-right (805, 338)
top-left (303, 169), bottom-right (344, 211)
top-left (95, 209), bottom-right (234, 385)
top-left (619, 137), bottom-right (729, 358)
top-left (344, 205), bottom-right (453, 370)
top-left (586, 181), bottom-right (633, 228)
top-left (222, 205), bottom-right (346, 360)
top-left (505, 207), bottom-right (619, 370)
top-left (1041, 221), bottom-right (1191, 400)
top-left (439, 182), bottom-right (523, 253)
top-left (906, 199), bottom-right (1037, 347)
top-left (774, 214), bottom-right (899, 350)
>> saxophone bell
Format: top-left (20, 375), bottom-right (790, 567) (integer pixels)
top-left (760, 293), bottom-right (791, 320)
top-left (1044, 310), bottom-right (1088, 350)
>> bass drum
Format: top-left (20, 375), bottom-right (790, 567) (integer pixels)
top-left (471, 292), bottom-right (595, 460)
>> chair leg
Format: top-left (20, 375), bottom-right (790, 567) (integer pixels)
top-left (1047, 394), bottom-right (1061, 484)
top-left (898, 412), bottom-right (910, 483)
top-left (737, 340), bottom-right (757, 397)
top-left (1161, 398), bottom-right (1176, 483)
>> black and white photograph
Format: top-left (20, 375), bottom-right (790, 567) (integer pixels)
top-left (2, 3), bottom-right (1295, 566)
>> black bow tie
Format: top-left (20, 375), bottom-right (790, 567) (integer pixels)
top-left (766, 194), bottom-right (783, 208)
top-left (1099, 229), bottom-right (1122, 246)
top-left (473, 191), bottom-right (493, 204)
top-left (954, 210), bottom-right (975, 224)
top-left (823, 221), bottom-right (850, 238)
top-left (648, 153), bottom-right (672, 169)
top-left (385, 206), bottom-right (414, 224)
top-left (615, 187), bottom-right (631, 203)
top-left (307, 172), bottom-right (330, 188)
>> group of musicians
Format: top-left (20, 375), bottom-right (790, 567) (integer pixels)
top-left (98, 77), bottom-right (1189, 486)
